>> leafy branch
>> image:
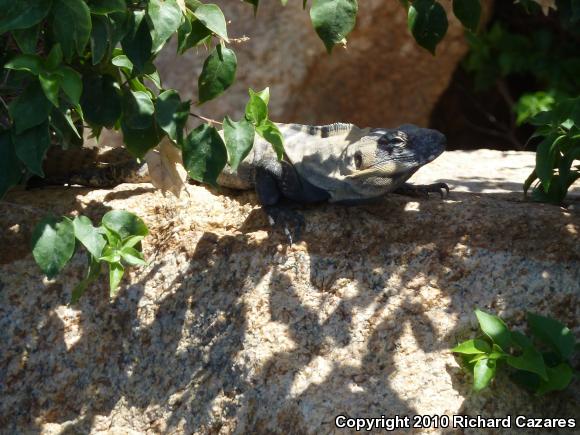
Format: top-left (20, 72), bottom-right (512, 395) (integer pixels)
top-left (32, 210), bottom-right (149, 303)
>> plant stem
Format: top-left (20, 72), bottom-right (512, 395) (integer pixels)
top-left (190, 112), bottom-right (223, 125)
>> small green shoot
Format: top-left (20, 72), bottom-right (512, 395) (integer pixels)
top-left (452, 309), bottom-right (577, 394)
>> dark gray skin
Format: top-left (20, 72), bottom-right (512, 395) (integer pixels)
top-left (217, 123), bottom-right (449, 242)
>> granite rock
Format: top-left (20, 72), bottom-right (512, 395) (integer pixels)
top-left (154, 0), bottom-right (485, 128)
top-left (0, 150), bottom-right (578, 434)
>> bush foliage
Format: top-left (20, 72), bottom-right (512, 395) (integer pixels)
top-left (464, 0), bottom-right (580, 203)
top-left (32, 210), bottom-right (149, 302)
top-left (0, 0), bottom-right (484, 200)
top-left (453, 309), bottom-right (577, 394)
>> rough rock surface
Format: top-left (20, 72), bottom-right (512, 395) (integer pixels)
top-left (1, 150), bottom-right (579, 434)
top-left (154, 0), bottom-right (480, 128)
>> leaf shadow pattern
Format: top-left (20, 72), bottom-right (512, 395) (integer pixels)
top-left (1, 182), bottom-right (579, 433)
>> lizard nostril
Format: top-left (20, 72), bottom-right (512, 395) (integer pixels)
top-left (354, 151), bottom-right (363, 169)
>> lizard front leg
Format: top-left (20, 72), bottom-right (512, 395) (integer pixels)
top-left (254, 159), bottom-right (305, 244)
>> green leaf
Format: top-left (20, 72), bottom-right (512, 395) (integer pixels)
top-left (155, 90), bottom-right (190, 143)
top-left (223, 116), bottom-right (255, 171)
top-left (70, 256), bottom-right (101, 304)
top-left (245, 89), bottom-right (268, 126)
top-left (45, 44), bottom-right (63, 70)
top-left (468, 353), bottom-right (489, 365)
top-left (99, 246), bottom-right (121, 263)
top-left (122, 90), bottom-right (155, 130)
top-left (0, 132), bottom-right (23, 199)
top-left (121, 10), bottom-right (153, 72)
top-left (145, 70), bottom-right (162, 89)
top-left (310, 0), bottom-right (358, 53)
top-left (50, 107), bottom-right (83, 149)
top-left (51, 0), bottom-right (92, 61)
top-left (177, 14), bottom-right (192, 50)
top-left (255, 87), bottom-right (270, 105)
top-left (59, 67), bottom-right (83, 106)
top-left (193, 3), bottom-right (229, 41)
top-left (178, 18), bottom-right (212, 53)
top-left (510, 369), bottom-right (541, 392)
top-left (0, 0), bottom-right (53, 34)
top-left (9, 81), bottom-right (52, 134)
top-left (256, 120), bottom-right (284, 160)
top-left (80, 74), bottom-right (122, 128)
top-left (515, 92), bottom-right (555, 126)
top-left (13, 121), bottom-right (51, 177)
top-left (408, 0), bottom-right (448, 55)
top-left (39, 72), bottom-right (61, 107)
top-left (473, 357), bottom-right (495, 391)
top-left (487, 344), bottom-right (507, 360)
top-left (507, 331), bottom-right (548, 381)
top-left (102, 210), bottom-right (149, 240)
top-left (536, 363), bottom-right (573, 395)
top-left (112, 54), bottom-right (133, 71)
top-left (121, 119), bottom-right (164, 157)
top-left (12, 24), bottom-right (41, 54)
top-left (89, 0), bottom-right (126, 14)
top-left (109, 262), bottom-right (125, 295)
top-left (527, 313), bottom-right (575, 360)
top-left (198, 45), bottom-right (237, 104)
top-left (182, 124), bottom-right (227, 185)
top-left (452, 338), bottom-right (492, 355)
top-left (91, 14), bottom-right (111, 65)
top-left (4, 54), bottom-right (43, 75)
top-left (474, 309), bottom-right (512, 350)
top-left (31, 216), bottom-right (76, 279)
top-left (536, 134), bottom-right (559, 192)
top-left (73, 216), bottom-right (106, 258)
top-left (452, 0), bottom-right (481, 33)
top-left (148, 0), bottom-right (183, 52)
top-left (99, 225), bottom-right (121, 247)
top-left (122, 235), bottom-right (144, 248)
top-left (109, 11), bottom-right (131, 47)
top-left (120, 246), bottom-right (147, 266)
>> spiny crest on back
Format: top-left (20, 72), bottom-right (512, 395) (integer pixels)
top-left (303, 123), bottom-right (354, 138)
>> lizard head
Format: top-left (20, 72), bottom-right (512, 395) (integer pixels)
top-left (345, 124), bottom-right (446, 185)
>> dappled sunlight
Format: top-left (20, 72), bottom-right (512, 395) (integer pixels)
top-left (8, 224), bottom-right (21, 235)
top-left (390, 322), bottom-right (463, 413)
top-left (403, 201), bottom-right (422, 212)
top-left (289, 356), bottom-right (334, 398)
top-left (2, 179), bottom-right (579, 432)
top-left (54, 306), bottom-right (83, 351)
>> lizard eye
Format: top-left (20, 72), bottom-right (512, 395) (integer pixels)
top-left (354, 151), bottom-right (363, 169)
top-left (378, 132), bottom-right (406, 148)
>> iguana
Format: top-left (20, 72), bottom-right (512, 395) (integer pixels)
top-left (39, 122), bottom-right (448, 240)
top-left (217, 122), bottom-right (448, 204)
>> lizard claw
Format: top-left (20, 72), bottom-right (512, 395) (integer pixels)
top-left (264, 206), bottom-right (305, 245)
top-left (427, 182), bottom-right (450, 199)
top-left (396, 182), bottom-right (450, 199)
